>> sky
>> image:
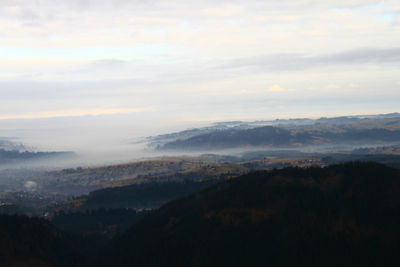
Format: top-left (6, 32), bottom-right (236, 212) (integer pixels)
top-left (0, 0), bottom-right (400, 153)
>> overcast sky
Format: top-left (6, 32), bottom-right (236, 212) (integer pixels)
top-left (1, 0), bottom-right (400, 151)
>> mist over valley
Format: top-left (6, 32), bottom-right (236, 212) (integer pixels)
top-left (1, 0), bottom-right (400, 265)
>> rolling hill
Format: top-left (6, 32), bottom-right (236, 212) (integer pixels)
top-left (153, 115), bottom-right (400, 151)
top-left (99, 162), bottom-right (400, 267)
top-left (1, 162), bottom-right (400, 266)
top-left (0, 215), bottom-right (101, 267)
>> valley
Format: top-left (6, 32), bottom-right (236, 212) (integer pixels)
top-left (1, 114), bottom-right (400, 266)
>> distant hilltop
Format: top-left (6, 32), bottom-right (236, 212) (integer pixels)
top-left (0, 138), bottom-right (76, 167)
top-left (0, 138), bottom-right (28, 152)
top-left (147, 112), bottom-right (400, 151)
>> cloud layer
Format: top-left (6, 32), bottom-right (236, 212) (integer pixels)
top-left (0, 0), bottom-right (399, 121)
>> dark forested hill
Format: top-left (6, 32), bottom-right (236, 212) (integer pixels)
top-left (79, 179), bottom-right (222, 210)
top-left (0, 215), bottom-right (102, 267)
top-left (99, 162), bottom-right (400, 267)
top-left (2, 162), bottom-right (400, 267)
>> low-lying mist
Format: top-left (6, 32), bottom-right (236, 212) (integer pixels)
top-left (1, 112), bottom-right (400, 171)
top-left (0, 113), bottom-right (212, 169)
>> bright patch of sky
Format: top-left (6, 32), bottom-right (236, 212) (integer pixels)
top-left (330, 4), bottom-right (397, 23)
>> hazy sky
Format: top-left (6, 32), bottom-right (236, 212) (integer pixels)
top-left (1, 0), bottom-right (400, 148)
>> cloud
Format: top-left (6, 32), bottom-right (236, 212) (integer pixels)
top-left (0, 0), bottom-right (398, 51)
top-left (199, 5), bottom-right (244, 17)
top-left (0, 107), bottom-right (153, 120)
top-left (319, 47), bottom-right (400, 64)
top-left (220, 47), bottom-right (400, 73)
top-left (268, 85), bottom-right (287, 92)
top-left (348, 83), bottom-right (360, 88)
top-left (325, 84), bottom-right (340, 90)
top-left (0, 0), bottom-right (399, 125)
top-left (232, 89), bottom-right (250, 95)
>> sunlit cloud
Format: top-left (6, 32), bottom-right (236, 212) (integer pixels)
top-left (233, 89), bottom-right (251, 95)
top-left (325, 84), bottom-right (340, 90)
top-left (268, 85), bottom-right (287, 92)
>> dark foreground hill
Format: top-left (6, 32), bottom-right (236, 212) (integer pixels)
top-left (0, 215), bottom-right (103, 267)
top-left (1, 162), bottom-right (400, 267)
top-left (98, 162), bottom-right (400, 267)
top-left (78, 179), bottom-right (222, 210)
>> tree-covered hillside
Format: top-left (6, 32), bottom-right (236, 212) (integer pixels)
top-left (100, 162), bottom-right (400, 267)
top-left (0, 215), bottom-right (102, 267)
top-left (1, 162), bottom-right (400, 267)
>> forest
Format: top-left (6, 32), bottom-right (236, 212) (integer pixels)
top-left (1, 162), bottom-right (399, 267)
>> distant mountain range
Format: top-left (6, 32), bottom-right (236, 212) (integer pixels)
top-left (150, 113), bottom-right (400, 151)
